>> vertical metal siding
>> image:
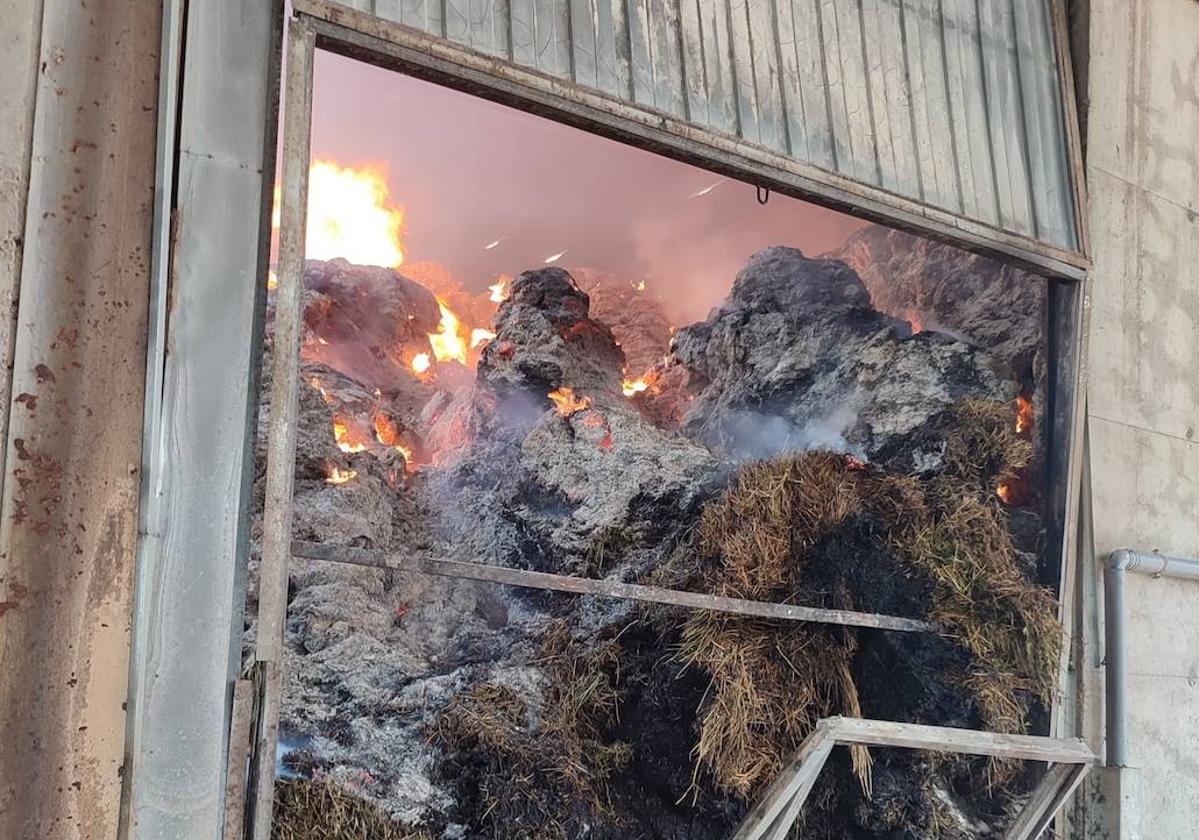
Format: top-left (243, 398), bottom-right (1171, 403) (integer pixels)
top-left (341, 0), bottom-right (1080, 246)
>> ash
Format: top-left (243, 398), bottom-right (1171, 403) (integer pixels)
top-left (247, 235), bottom-right (1055, 839)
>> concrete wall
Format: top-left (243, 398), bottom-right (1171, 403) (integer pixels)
top-left (1084, 0), bottom-right (1199, 837)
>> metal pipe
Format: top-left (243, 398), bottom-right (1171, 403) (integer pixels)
top-left (1104, 549), bottom-right (1199, 766)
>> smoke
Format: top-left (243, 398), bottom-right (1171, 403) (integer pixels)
top-left (309, 52), bottom-right (868, 331)
top-left (720, 402), bottom-right (864, 462)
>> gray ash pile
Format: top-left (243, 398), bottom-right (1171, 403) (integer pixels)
top-left (248, 242), bottom-right (1059, 839)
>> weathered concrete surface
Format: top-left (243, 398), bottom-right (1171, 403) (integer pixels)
top-left (1081, 1), bottom-right (1199, 837)
top-left (0, 2), bottom-right (160, 839)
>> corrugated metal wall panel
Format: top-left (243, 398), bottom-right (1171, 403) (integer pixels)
top-left (333, 0), bottom-right (1080, 250)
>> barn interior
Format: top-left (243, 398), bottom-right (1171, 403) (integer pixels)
top-left (248, 54), bottom-right (1062, 840)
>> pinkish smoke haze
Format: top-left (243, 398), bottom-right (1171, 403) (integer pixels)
top-left (310, 52), bottom-right (868, 325)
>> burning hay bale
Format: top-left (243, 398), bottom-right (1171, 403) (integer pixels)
top-left (570, 267), bottom-right (673, 374)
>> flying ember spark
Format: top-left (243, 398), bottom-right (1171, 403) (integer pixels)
top-left (687, 181), bottom-right (721, 199)
top-left (544, 250), bottom-right (567, 264)
top-left (484, 237), bottom-right (506, 250)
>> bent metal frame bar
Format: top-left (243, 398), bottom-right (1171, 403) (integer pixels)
top-left (241, 4), bottom-right (1095, 838)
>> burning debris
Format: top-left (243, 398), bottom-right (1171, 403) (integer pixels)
top-left (249, 236), bottom-right (1058, 839)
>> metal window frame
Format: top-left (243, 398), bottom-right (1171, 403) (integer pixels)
top-left (244, 4), bottom-right (1095, 837)
top-left (732, 716), bottom-right (1095, 840)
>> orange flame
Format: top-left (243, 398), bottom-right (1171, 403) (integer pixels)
top-left (996, 483), bottom-right (1013, 504)
top-left (273, 160), bottom-right (405, 268)
top-left (332, 418), bottom-right (367, 453)
top-left (428, 301), bottom-right (469, 365)
top-left (548, 387), bottom-right (591, 417)
top-left (374, 412), bottom-right (415, 469)
top-left (1016, 395), bottom-right (1033, 436)
top-left (326, 465), bottom-right (357, 485)
top-left (411, 352), bottom-right (431, 375)
top-left (488, 277), bottom-right (510, 303)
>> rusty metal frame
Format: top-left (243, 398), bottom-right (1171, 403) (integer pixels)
top-left (733, 716), bottom-right (1096, 840)
top-left (246, 4), bottom-right (1096, 837)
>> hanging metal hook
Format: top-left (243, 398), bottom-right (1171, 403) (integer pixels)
top-left (756, 184), bottom-right (771, 205)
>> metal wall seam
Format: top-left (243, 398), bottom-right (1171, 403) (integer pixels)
top-left (122, 1), bottom-right (283, 837)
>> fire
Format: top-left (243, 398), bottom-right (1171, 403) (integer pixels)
top-left (267, 270), bottom-right (278, 290)
top-left (488, 277), bottom-right (510, 303)
top-left (428, 301), bottom-right (469, 365)
top-left (634, 280), bottom-right (647, 292)
top-left (470, 328), bottom-right (496, 348)
top-left (904, 310), bottom-right (923, 334)
top-left (309, 377), bottom-right (334, 404)
top-left (996, 483), bottom-right (1013, 504)
top-left (1016, 395), bottom-right (1033, 436)
top-left (332, 418), bottom-right (367, 453)
top-left (326, 465), bottom-right (357, 485)
top-left (548, 387), bottom-right (591, 417)
top-left (411, 352), bottom-right (431, 374)
top-left (622, 377), bottom-right (650, 397)
top-left (374, 412), bottom-right (415, 469)
top-left (273, 160), bottom-right (405, 268)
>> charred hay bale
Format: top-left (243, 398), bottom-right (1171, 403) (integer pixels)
top-left (429, 624), bottom-right (632, 840)
top-left (826, 226), bottom-right (1045, 377)
top-left (678, 405), bottom-right (1060, 834)
top-left (651, 246), bottom-right (1014, 465)
top-left (477, 267), bottom-right (627, 408)
top-left (272, 777), bottom-right (431, 840)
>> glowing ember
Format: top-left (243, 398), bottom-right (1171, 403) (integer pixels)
top-left (996, 483), bottom-right (1013, 504)
top-left (333, 419), bottom-right (367, 454)
top-left (544, 250), bottom-right (567, 264)
top-left (428, 301), bottom-right (469, 365)
top-left (548, 387), bottom-right (591, 417)
top-left (267, 270), bottom-right (278, 290)
top-left (622, 377), bottom-right (650, 397)
top-left (1016, 395), bottom-right (1033, 436)
top-left (470, 327), bottom-right (496, 348)
top-left (308, 377), bottom-right (334, 404)
top-left (634, 280), bottom-right (647, 292)
top-left (411, 352), bottom-right (431, 374)
top-left (326, 465), bottom-right (357, 485)
top-left (374, 412), bottom-right (415, 470)
top-left (488, 277), bottom-right (510, 303)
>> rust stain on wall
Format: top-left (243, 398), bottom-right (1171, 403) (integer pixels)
top-left (0, 2), bottom-right (161, 838)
